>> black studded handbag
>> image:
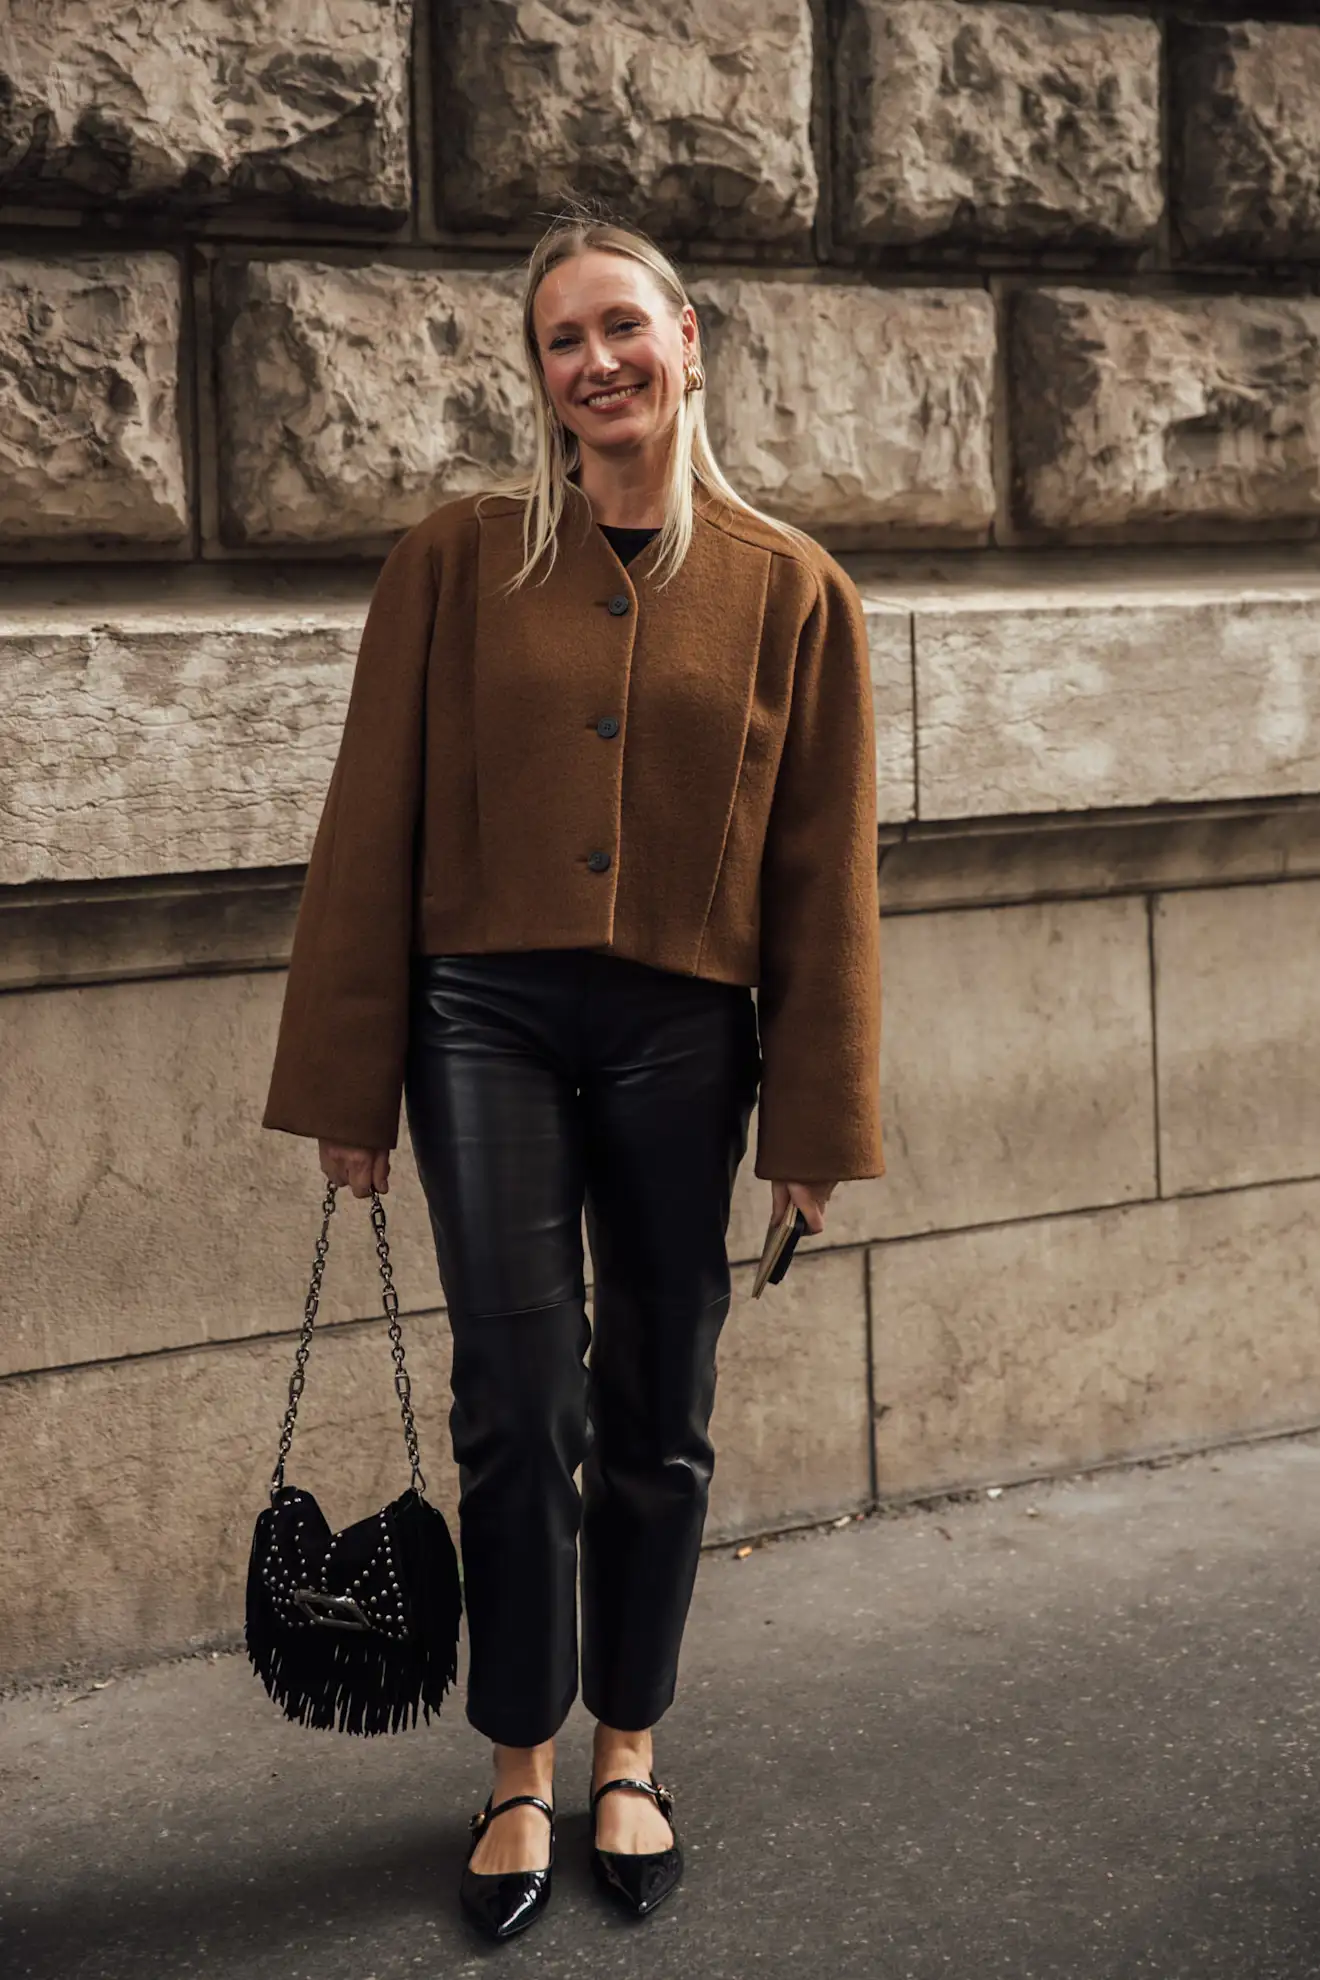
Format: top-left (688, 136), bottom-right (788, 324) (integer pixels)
top-left (244, 1183), bottom-right (462, 1735)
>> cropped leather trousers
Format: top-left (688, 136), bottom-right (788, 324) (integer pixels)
top-left (403, 948), bottom-right (761, 1748)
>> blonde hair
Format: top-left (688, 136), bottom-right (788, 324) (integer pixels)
top-left (477, 199), bottom-right (819, 592)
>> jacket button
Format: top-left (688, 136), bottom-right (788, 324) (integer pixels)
top-left (596, 716), bottom-right (620, 739)
top-left (586, 851), bottom-right (612, 873)
top-left (607, 594), bottom-right (630, 616)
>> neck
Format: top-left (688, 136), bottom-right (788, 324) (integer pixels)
top-left (573, 441), bottom-right (670, 530)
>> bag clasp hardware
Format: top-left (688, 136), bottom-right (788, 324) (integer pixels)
top-left (293, 1588), bottom-right (371, 1631)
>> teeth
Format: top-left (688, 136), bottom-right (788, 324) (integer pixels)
top-left (587, 383), bottom-right (642, 407)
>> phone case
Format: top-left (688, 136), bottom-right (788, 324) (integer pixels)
top-left (751, 1205), bottom-right (811, 1298)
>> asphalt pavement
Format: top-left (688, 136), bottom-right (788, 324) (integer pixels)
top-left (4, 1432), bottom-right (1320, 1979)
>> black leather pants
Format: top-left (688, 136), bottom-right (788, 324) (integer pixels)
top-left (403, 948), bottom-right (761, 1747)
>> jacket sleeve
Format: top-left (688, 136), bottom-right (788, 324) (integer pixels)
top-left (753, 558), bottom-right (884, 1184)
top-left (261, 524), bottom-right (437, 1148)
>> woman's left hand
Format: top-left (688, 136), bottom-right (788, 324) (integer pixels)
top-left (770, 1178), bottom-right (836, 1235)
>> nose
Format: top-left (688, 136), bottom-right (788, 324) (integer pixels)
top-left (583, 330), bottom-right (619, 377)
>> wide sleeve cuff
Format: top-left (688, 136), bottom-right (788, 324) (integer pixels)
top-left (753, 559), bottom-right (884, 1184)
top-left (261, 525), bottom-right (438, 1148)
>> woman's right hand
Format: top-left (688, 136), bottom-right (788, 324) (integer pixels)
top-left (318, 1141), bottom-right (391, 1199)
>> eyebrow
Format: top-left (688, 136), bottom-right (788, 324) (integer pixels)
top-left (544, 304), bottom-right (649, 333)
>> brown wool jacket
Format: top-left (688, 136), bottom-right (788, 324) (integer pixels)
top-left (262, 480), bottom-right (884, 1183)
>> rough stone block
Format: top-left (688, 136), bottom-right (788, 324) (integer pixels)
top-left (707, 1250), bottom-right (871, 1541)
top-left (826, 898), bottom-right (1156, 1250)
top-left (215, 261), bottom-right (532, 547)
top-left (0, 1319), bottom-right (459, 1684)
top-left (1155, 881), bottom-right (1320, 1197)
top-left (870, 1182), bottom-right (1320, 1499)
top-left (1173, 21), bottom-right (1320, 263)
top-left (0, 255), bottom-right (187, 547)
top-left (433, 0), bottom-right (817, 244)
top-left (692, 279), bottom-right (996, 541)
top-left (1010, 288), bottom-right (1320, 537)
top-left (0, 1), bottom-right (411, 220)
top-left (0, 604), bottom-right (364, 885)
top-left (915, 591), bottom-right (1320, 818)
top-left (0, 971), bottom-right (443, 1380)
top-left (836, 0), bottom-right (1162, 250)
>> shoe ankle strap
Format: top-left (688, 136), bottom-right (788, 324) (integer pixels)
top-left (590, 1774), bottom-right (674, 1817)
top-left (471, 1791), bottom-right (555, 1836)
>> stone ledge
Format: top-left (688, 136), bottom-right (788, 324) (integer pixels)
top-left (847, 556), bottom-right (1320, 821)
top-left (0, 601), bottom-right (367, 887)
top-left (4, 556), bottom-right (1318, 892)
top-left (5, 801), bottom-right (1320, 997)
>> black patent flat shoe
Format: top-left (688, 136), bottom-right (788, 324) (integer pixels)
top-left (459, 1792), bottom-right (555, 1942)
top-left (589, 1773), bottom-right (683, 1919)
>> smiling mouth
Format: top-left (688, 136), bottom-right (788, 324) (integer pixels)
top-left (583, 382), bottom-right (646, 409)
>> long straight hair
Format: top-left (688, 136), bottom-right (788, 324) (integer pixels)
top-left (477, 202), bottom-right (819, 593)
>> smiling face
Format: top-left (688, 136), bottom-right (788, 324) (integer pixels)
top-left (531, 247), bottom-right (698, 465)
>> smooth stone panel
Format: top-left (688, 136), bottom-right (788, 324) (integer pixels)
top-left (1155, 881), bottom-right (1320, 1196)
top-left (0, 1319), bottom-right (459, 1686)
top-left (835, 0), bottom-right (1161, 250)
top-left (0, 971), bottom-right (442, 1379)
top-left (707, 1250), bottom-right (872, 1542)
top-left (834, 898), bottom-right (1155, 1248)
top-left (1010, 288), bottom-right (1320, 537)
top-left (0, 254), bottom-right (187, 547)
top-left (916, 593), bottom-right (1320, 818)
top-left (870, 1182), bottom-right (1320, 1499)
top-left (0, 606), bottom-right (362, 885)
top-left (432, 0), bottom-right (817, 244)
top-left (1173, 20), bottom-right (1320, 263)
top-left (693, 279), bottom-right (996, 543)
top-left (215, 261), bottom-right (531, 546)
top-left (0, 1), bottom-right (411, 220)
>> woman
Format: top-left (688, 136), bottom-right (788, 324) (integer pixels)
top-left (262, 205), bottom-right (883, 1941)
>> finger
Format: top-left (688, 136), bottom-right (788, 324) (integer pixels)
top-left (349, 1154), bottom-right (374, 1199)
top-left (787, 1184), bottom-right (827, 1236)
top-left (372, 1149), bottom-right (391, 1195)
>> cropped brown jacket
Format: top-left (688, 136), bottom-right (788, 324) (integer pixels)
top-left (262, 480), bottom-right (883, 1183)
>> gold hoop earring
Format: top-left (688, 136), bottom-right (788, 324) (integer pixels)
top-left (683, 361), bottom-right (706, 395)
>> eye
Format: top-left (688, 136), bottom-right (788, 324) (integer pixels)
top-left (612, 318), bottom-right (642, 333)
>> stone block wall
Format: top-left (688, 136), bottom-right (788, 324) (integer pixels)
top-left (3, 0), bottom-right (1320, 1682)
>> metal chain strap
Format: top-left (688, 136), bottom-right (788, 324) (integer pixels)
top-left (270, 1182), bottom-right (426, 1502)
top-left (372, 1190), bottom-right (426, 1497)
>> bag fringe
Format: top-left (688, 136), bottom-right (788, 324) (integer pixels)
top-left (243, 1487), bottom-right (461, 1737)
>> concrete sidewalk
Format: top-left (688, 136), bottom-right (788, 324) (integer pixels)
top-left (4, 1434), bottom-right (1320, 1980)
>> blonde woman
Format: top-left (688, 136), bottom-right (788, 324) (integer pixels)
top-left (263, 204), bottom-right (883, 1941)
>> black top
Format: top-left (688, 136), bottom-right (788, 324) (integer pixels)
top-left (598, 522), bottom-right (659, 567)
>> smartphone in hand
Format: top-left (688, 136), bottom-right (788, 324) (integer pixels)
top-left (751, 1203), bottom-right (812, 1298)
